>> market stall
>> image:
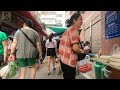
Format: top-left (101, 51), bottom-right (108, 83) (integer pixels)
top-left (90, 11), bottom-right (120, 79)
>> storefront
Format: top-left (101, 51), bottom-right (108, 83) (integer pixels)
top-left (80, 11), bottom-right (120, 79)
top-left (0, 11), bottom-right (18, 36)
top-left (84, 11), bottom-right (120, 79)
top-left (82, 11), bottom-right (102, 54)
top-left (0, 11), bottom-right (48, 39)
top-left (99, 11), bottom-right (120, 79)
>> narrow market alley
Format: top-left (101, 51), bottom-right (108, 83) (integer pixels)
top-left (12, 60), bottom-right (86, 79)
top-left (0, 11), bottom-right (120, 79)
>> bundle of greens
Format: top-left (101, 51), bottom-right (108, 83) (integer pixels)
top-left (6, 61), bottom-right (18, 79)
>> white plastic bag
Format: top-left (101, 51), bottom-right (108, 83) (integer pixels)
top-left (109, 44), bottom-right (120, 66)
top-left (0, 61), bottom-right (18, 79)
top-left (77, 55), bottom-right (92, 73)
top-left (0, 64), bottom-right (10, 79)
top-left (110, 44), bottom-right (120, 55)
top-left (77, 55), bottom-right (91, 67)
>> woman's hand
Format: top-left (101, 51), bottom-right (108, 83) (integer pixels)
top-left (8, 54), bottom-right (15, 61)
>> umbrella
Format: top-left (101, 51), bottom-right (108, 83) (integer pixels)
top-left (46, 28), bottom-right (56, 35)
top-left (47, 26), bottom-right (67, 34)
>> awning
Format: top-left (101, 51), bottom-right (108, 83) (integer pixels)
top-left (16, 11), bottom-right (48, 37)
top-left (47, 26), bottom-right (67, 34)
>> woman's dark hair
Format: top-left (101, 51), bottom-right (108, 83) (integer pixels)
top-left (49, 33), bottom-right (54, 42)
top-left (85, 41), bottom-right (90, 46)
top-left (24, 18), bottom-right (33, 28)
top-left (67, 12), bottom-right (81, 27)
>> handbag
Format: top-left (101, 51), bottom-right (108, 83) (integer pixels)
top-left (77, 42), bottom-right (86, 61)
top-left (78, 53), bottom-right (86, 61)
top-left (19, 29), bottom-right (39, 58)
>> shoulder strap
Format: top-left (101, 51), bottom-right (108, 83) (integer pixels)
top-left (19, 29), bottom-right (36, 49)
top-left (79, 42), bottom-right (84, 49)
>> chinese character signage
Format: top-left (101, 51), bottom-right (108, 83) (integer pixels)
top-left (105, 11), bottom-right (120, 39)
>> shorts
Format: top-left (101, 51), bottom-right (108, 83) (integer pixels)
top-left (17, 57), bottom-right (36, 67)
top-left (47, 48), bottom-right (56, 57)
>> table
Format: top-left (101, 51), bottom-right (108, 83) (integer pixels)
top-left (91, 58), bottom-right (120, 70)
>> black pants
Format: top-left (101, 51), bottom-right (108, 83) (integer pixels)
top-left (40, 53), bottom-right (46, 63)
top-left (60, 60), bottom-right (76, 79)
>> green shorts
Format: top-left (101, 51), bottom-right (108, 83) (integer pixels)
top-left (17, 58), bottom-right (36, 67)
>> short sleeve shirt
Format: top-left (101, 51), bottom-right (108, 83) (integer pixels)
top-left (14, 28), bottom-right (40, 58)
top-left (45, 38), bottom-right (57, 48)
top-left (0, 31), bottom-right (8, 55)
top-left (59, 26), bottom-right (80, 68)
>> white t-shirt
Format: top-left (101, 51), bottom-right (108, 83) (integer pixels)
top-left (45, 38), bottom-right (57, 48)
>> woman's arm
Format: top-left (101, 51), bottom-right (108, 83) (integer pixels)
top-left (8, 38), bottom-right (17, 61)
top-left (46, 48), bottom-right (48, 55)
top-left (72, 43), bottom-right (85, 54)
top-left (36, 41), bottom-right (42, 59)
top-left (2, 39), bottom-right (8, 63)
top-left (10, 38), bottom-right (17, 55)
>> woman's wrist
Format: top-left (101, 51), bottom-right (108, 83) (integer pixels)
top-left (10, 53), bottom-right (14, 55)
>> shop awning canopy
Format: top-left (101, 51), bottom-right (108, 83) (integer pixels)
top-left (47, 26), bottom-right (67, 34)
top-left (16, 11), bottom-right (48, 37)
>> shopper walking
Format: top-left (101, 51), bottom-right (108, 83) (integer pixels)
top-left (45, 33), bottom-right (58, 75)
top-left (8, 18), bottom-right (42, 79)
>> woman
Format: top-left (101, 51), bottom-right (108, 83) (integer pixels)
top-left (8, 19), bottom-right (42, 79)
top-left (45, 33), bottom-right (58, 75)
top-left (59, 12), bottom-right (88, 79)
top-left (0, 30), bottom-right (8, 65)
top-left (84, 41), bottom-right (95, 58)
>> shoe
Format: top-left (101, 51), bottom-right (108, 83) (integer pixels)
top-left (56, 59), bottom-right (58, 63)
top-left (48, 71), bottom-right (50, 75)
top-left (57, 70), bottom-right (62, 75)
top-left (53, 67), bottom-right (56, 71)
